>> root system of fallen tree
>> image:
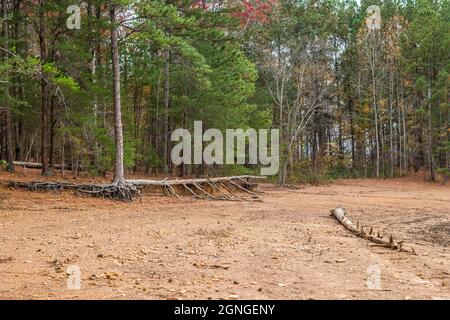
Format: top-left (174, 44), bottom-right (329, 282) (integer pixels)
top-left (8, 175), bottom-right (265, 202)
top-left (330, 207), bottom-right (416, 255)
top-left (7, 181), bottom-right (141, 202)
top-left (76, 182), bottom-right (142, 202)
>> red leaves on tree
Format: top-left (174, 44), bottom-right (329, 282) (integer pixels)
top-left (191, 0), bottom-right (276, 26)
top-left (231, 0), bottom-right (276, 26)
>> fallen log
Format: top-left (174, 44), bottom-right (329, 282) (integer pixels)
top-left (7, 175), bottom-right (265, 202)
top-left (330, 207), bottom-right (416, 255)
top-left (126, 175), bottom-right (265, 201)
top-left (12, 161), bottom-right (80, 171)
top-left (125, 175), bottom-right (265, 186)
top-left (13, 161), bottom-right (44, 169)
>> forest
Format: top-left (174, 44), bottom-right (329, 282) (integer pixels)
top-left (1, 0), bottom-right (450, 301)
top-left (0, 0), bottom-right (449, 186)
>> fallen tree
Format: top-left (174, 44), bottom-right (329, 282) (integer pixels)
top-left (13, 161), bottom-right (45, 169)
top-left (330, 207), bottom-right (416, 255)
top-left (12, 161), bottom-right (82, 171)
top-left (8, 175), bottom-right (265, 202)
top-left (126, 175), bottom-right (264, 201)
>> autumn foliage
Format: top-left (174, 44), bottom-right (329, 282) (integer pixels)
top-left (192, 0), bottom-right (277, 26)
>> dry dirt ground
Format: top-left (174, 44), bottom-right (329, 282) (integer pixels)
top-left (0, 169), bottom-right (449, 300)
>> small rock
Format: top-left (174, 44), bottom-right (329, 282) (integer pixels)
top-left (106, 272), bottom-right (120, 280)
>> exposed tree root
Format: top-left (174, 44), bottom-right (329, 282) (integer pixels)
top-left (76, 182), bottom-right (141, 202)
top-left (8, 180), bottom-right (141, 202)
top-left (8, 181), bottom-right (82, 192)
top-left (330, 207), bottom-right (416, 255)
top-left (7, 175), bottom-right (265, 202)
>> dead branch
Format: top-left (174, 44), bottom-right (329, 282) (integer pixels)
top-left (330, 207), bottom-right (416, 255)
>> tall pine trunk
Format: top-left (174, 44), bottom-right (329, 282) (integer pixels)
top-left (427, 82), bottom-right (435, 182)
top-left (2, 0), bottom-right (14, 172)
top-left (162, 49), bottom-right (170, 174)
top-left (38, 0), bottom-right (51, 176)
top-left (389, 70), bottom-right (394, 178)
top-left (110, 3), bottom-right (125, 184)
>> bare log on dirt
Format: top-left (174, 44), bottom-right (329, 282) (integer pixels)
top-left (330, 207), bottom-right (416, 255)
top-left (7, 175), bottom-right (265, 202)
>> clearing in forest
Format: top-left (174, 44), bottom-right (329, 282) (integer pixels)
top-left (0, 170), bottom-right (449, 300)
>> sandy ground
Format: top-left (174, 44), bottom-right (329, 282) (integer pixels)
top-left (0, 169), bottom-right (449, 300)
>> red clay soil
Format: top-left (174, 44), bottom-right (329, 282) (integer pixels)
top-left (0, 168), bottom-right (449, 300)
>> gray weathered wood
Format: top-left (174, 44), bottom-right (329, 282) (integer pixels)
top-left (330, 207), bottom-right (416, 254)
top-left (125, 175), bottom-right (265, 186)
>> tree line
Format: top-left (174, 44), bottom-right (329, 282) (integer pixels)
top-left (0, 0), bottom-right (449, 184)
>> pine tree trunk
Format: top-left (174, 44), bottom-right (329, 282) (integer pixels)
top-left (427, 83), bottom-right (435, 182)
top-left (49, 94), bottom-right (55, 171)
top-left (87, 1), bottom-right (100, 168)
top-left (38, 0), bottom-right (51, 176)
top-left (389, 70), bottom-right (394, 178)
top-left (402, 91), bottom-right (408, 172)
top-left (2, 0), bottom-right (15, 172)
top-left (110, 3), bottom-right (125, 184)
top-left (396, 69), bottom-right (403, 176)
top-left (162, 49), bottom-right (170, 174)
top-left (371, 57), bottom-right (380, 178)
